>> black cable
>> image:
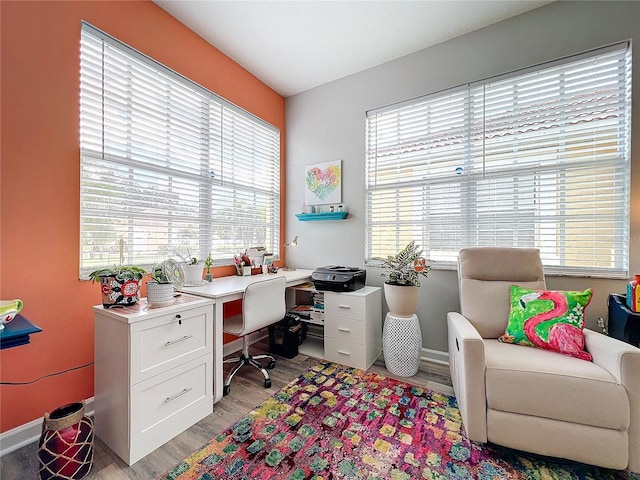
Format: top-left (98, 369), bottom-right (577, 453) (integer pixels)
top-left (0, 362), bottom-right (94, 385)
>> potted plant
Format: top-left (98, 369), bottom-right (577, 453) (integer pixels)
top-left (89, 265), bottom-right (147, 308)
top-left (374, 241), bottom-right (430, 317)
top-left (204, 253), bottom-right (214, 282)
top-left (176, 249), bottom-right (204, 286)
top-left (146, 260), bottom-right (177, 307)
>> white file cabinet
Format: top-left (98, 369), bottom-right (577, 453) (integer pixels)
top-left (323, 286), bottom-right (382, 370)
top-left (93, 294), bottom-right (215, 465)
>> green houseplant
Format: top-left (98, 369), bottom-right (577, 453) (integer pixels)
top-left (375, 241), bottom-right (430, 317)
top-left (204, 253), bottom-right (214, 282)
top-left (375, 241), bottom-right (430, 287)
top-left (89, 265), bottom-right (147, 308)
top-left (146, 260), bottom-right (179, 306)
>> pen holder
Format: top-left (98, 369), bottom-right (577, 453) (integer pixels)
top-left (242, 266), bottom-right (251, 276)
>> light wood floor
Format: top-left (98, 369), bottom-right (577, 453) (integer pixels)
top-left (0, 341), bottom-right (452, 480)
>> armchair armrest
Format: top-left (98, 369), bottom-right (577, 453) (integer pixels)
top-left (584, 329), bottom-right (640, 382)
top-left (447, 311), bottom-right (487, 442)
top-left (584, 329), bottom-right (640, 473)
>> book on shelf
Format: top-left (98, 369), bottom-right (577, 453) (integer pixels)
top-left (288, 304), bottom-right (324, 325)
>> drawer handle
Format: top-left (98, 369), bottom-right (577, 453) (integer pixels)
top-left (164, 388), bottom-right (192, 404)
top-left (165, 335), bottom-right (193, 346)
top-left (337, 350), bottom-right (351, 356)
top-left (338, 327), bottom-right (351, 332)
top-left (338, 305), bottom-right (351, 309)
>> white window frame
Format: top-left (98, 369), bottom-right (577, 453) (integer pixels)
top-left (366, 42), bottom-right (631, 278)
top-left (79, 23), bottom-right (280, 277)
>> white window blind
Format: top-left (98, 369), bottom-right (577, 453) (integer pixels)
top-left (366, 43), bottom-right (631, 277)
top-left (79, 23), bottom-right (280, 276)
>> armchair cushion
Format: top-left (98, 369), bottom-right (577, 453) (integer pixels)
top-left (485, 339), bottom-right (629, 430)
top-left (499, 286), bottom-right (592, 361)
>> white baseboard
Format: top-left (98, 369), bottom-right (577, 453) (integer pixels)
top-left (382, 345), bottom-right (449, 366)
top-left (0, 398), bottom-right (95, 457)
top-left (420, 347), bottom-right (449, 366)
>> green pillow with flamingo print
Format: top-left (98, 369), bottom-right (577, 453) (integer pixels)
top-left (499, 285), bottom-right (593, 361)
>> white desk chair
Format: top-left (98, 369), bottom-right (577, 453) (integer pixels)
top-left (222, 275), bottom-right (287, 395)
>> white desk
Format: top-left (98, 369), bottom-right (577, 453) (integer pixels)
top-left (180, 269), bottom-right (313, 402)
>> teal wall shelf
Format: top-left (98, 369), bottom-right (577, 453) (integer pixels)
top-left (295, 211), bottom-right (348, 221)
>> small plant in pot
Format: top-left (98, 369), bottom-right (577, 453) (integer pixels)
top-left (89, 265), bottom-right (147, 308)
top-left (374, 241), bottom-right (430, 317)
top-left (176, 249), bottom-right (204, 286)
top-left (146, 261), bottom-right (177, 307)
top-left (204, 252), bottom-right (214, 282)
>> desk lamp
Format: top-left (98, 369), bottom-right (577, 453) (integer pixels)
top-left (282, 235), bottom-right (298, 271)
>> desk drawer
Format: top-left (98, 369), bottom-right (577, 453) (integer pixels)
top-left (324, 315), bottom-right (365, 344)
top-left (131, 305), bottom-right (212, 384)
top-left (129, 355), bottom-right (213, 464)
top-left (324, 293), bottom-right (366, 320)
top-left (324, 338), bottom-right (367, 370)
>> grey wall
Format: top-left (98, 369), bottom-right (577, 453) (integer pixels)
top-left (285, 1), bottom-right (640, 360)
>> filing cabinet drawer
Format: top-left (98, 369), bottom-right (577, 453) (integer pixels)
top-left (324, 292), bottom-right (366, 320)
top-left (324, 315), bottom-right (366, 344)
top-left (130, 305), bottom-right (212, 384)
top-left (129, 356), bottom-right (213, 465)
top-left (324, 338), bottom-right (368, 370)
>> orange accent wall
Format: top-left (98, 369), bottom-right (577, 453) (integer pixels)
top-left (0, 1), bottom-right (285, 433)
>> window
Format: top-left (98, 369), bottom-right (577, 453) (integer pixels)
top-left (79, 23), bottom-right (280, 276)
top-left (366, 43), bottom-right (631, 278)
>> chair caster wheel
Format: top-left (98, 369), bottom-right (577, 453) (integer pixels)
top-left (223, 385), bottom-right (231, 396)
top-left (264, 379), bottom-right (271, 388)
top-left (267, 360), bottom-right (276, 370)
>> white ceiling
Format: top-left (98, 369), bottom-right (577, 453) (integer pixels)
top-left (153, 0), bottom-right (553, 97)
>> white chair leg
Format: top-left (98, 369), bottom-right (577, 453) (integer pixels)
top-left (223, 356), bottom-right (242, 364)
top-left (248, 358), bottom-right (270, 380)
top-left (224, 358), bottom-right (247, 387)
top-left (253, 353), bottom-right (275, 363)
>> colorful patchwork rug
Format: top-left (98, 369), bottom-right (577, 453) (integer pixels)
top-left (159, 361), bottom-right (639, 480)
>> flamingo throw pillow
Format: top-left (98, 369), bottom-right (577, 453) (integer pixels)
top-left (499, 285), bottom-right (593, 361)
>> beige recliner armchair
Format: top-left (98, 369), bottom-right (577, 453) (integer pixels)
top-left (447, 247), bottom-right (640, 473)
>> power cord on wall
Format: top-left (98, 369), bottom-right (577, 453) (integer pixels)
top-left (0, 362), bottom-right (94, 385)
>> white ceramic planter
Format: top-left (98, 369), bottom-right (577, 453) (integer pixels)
top-left (146, 281), bottom-right (174, 307)
top-left (383, 283), bottom-right (419, 317)
top-left (182, 263), bottom-right (203, 285)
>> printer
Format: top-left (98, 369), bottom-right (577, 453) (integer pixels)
top-left (312, 266), bottom-right (366, 292)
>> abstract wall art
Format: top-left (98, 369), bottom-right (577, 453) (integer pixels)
top-left (304, 160), bottom-right (342, 206)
